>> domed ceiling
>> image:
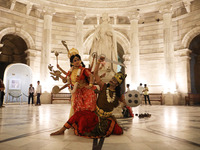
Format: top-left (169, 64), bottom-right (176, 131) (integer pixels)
top-left (3, 0), bottom-right (191, 15)
top-left (0, 0), bottom-right (193, 25)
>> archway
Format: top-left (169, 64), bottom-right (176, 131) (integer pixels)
top-left (189, 34), bottom-right (200, 94)
top-left (0, 34), bottom-right (28, 80)
top-left (4, 63), bottom-right (32, 104)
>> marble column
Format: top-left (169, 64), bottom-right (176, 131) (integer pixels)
top-left (75, 12), bottom-right (85, 57)
top-left (40, 7), bottom-right (55, 91)
top-left (97, 15), bottom-right (100, 25)
top-left (123, 54), bottom-right (131, 86)
top-left (25, 49), bottom-right (41, 84)
top-left (161, 6), bottom-right (176, 94)
top-left (175, 49), bottom-right (191, 104)
top-left (128, 12), bottom-right (140, 89)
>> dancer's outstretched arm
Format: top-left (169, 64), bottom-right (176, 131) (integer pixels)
top-left (94, 56), bottom-right (105, 89)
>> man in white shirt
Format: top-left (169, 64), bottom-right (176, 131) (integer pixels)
top-left (126, 84), bottom-right (130, 92)
top-left (36, 81), bottom-right (42, 106)
top-left (137, 83), bottom-right (144, 95)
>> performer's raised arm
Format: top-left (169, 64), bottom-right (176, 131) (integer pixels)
top-left (93, 56), bottom-right (105, 89)
top-left (61, 40), bottom-right (69, 52)
top-left (57, 64), bottom-right (68, 75)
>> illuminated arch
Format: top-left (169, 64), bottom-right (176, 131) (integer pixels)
top-left (182, 26), bottom-right (200, 48)
top-left (0, 27), bottom-right (35, 49)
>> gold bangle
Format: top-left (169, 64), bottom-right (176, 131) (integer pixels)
top-left (89, 83), bottom-right (93, 87)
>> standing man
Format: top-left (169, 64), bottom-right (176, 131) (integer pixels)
top-left (126, 84), bottom-right (130, 92)
top-left (28, 84), bottom-right (34, 105)
top-left (36, 81), bottom-right (42, 106)
top-left (0, 79), bottom-right (5, 108)
top-left (143, 84), bottom-right (151, 105)
top-left (137, 83), bottom-right (144, 96)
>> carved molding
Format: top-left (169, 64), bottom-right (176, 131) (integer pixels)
top-left (43, 6), bottom-right (56, 16)
top-left (183, 0), bottom-right (194, 13)
top-left (159, 4), bottom-right (174, 15)
top-left (127, 11), bottom-right (140, 21)
top-left (75, 12), bottom-right (86, 21)
top-left (26, 3), bottom-right (33, 15)
top-left (10, 0), bottom-right (16, 11)
top-left (175, 48), bottom-right (192, 57)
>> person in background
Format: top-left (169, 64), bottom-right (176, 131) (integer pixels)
top-left (122, 83), bottom-right (134, 118)
top-left (28, 84), bottom-right (34, 105)
top-left (36, 81), bottom-right (42, 106)
top-left (126, 84), bottom-right (130, 92)
top-left (0, 79), bottom-right (5, 108)
top-left (137, 83), bottom-right (144, 96)
top-left (143, 84), bottom-right (151, 105)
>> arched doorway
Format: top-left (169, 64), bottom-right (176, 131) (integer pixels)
top-left (0, 34), bottom-right (28, 80)
top-left (4, 63), bottom-right (32, 104)
top-left (189, 34), bottom-right (200, 94)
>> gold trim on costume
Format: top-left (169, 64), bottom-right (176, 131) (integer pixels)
top-left (96, 106), bottom-right (112, 118)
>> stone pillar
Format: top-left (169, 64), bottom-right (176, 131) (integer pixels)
top-left (128, 12), bottom-right (140, 89)
top-left (40, 7), bottom-right (55, 91)
top-left (25, 49), bottom-right (41, 84)
top-left (114, 15), bottom-right (117, 25)
top-left (175, 49), bottom-right (191, 104)
top-left (123, 54), bottom-right (131, 87)
top-left (161, 5), bottom-right (176, 104)
top-left (75, 12), bottom-right (85, 57)
top-left (97, 15), bottom-right (100, 25)
top-left (161, 5), bottom-right (176, 94)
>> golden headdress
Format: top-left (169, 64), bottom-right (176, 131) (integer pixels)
top-left (114, 72), bottom-right (127, 84)
top-left (61, 40), bottom-right (79, 59)
top-left (68, 48), bottom-right (79, 58)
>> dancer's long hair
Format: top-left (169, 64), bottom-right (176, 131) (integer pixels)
top-left (70, 54), bottom-right (85, 67)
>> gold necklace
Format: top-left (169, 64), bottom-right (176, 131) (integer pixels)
top-left (106, 87), bottom-right (116, 103)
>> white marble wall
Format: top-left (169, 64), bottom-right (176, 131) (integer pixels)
top-left (0, 0), bottom-right (200, 104)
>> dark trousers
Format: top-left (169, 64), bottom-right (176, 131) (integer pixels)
top-left (28, 93), bottom-right (34, 104)
top-left (36, 93), bottom-right (41, 105)
top-left (0, 91), bottom-right (4, 107)
top-left (144, 95), bottom-right (151, 105)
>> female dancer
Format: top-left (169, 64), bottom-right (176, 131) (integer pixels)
top-left (57, 41), bottom-right (97, 117)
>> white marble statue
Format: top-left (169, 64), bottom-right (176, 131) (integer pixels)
top-left (91, 13), bottom-right (118, 82)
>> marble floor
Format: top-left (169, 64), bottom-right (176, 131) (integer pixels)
top-left (0, 104), bottom-right (200, 150)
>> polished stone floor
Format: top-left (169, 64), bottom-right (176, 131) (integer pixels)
top-left (0, 104), bottom-right (200, 150)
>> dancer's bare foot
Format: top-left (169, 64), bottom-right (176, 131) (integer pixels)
top-left (50, 127), bottom-right (66, 136)
top-left (50, 130), bottom-right (64, 136)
